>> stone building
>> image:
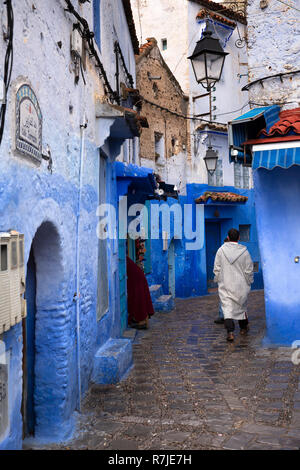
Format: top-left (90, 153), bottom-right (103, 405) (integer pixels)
top-left (132, 0), bottom-right (250, 184)
top-left (136, 38), bottom-right (189, 193)
top-left (0, 0), bottom-right (146, 449)
top-left (229, 0), bottom-right (300, 345)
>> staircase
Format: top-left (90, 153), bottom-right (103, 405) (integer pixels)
top-left (149, 284), bottom-right (174, 312)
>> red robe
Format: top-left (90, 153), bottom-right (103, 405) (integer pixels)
top-left (126, 256), bottom-right (155, 324)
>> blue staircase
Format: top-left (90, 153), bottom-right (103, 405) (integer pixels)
top-left (149, 284), bottom-right (174, 312)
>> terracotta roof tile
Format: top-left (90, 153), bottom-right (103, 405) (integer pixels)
top-left (138, 37), bottom-right (157, 56)
top-left (260, 108), bottom-right (300, 137)
top-left (196, 8), bottom-right (236, 27)
top-left (196, 122), bottom-right (228, 132)
top-left (195, 191), bottom-right (248, 204)
top-left (189, 0), bottom-right (247, 25)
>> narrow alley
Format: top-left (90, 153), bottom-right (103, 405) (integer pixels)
top-left (31, 291), bottom-right (300, 451)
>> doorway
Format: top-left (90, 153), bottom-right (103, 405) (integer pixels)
top-left (205, 221), bottom-right (221, 289)
top-left (22, 246), bottom-right (36, 438)
top-left (22, 221), bottom-right (66, 441)
top-left (168, 240), bottom-right (175, 298)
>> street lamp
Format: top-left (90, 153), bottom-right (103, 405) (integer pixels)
top-left (188, 31), bottom-right (228, 91)
top-left (204, 145), bottom-right (218, 176)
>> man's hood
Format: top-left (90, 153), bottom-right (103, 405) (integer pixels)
top-left (221, 242), bottom-right (247, 265)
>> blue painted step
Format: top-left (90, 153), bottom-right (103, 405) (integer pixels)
top-left (154, 294), bottom-right (174, 312)
top-left (149, 284), bottom-right (175, 312)
top-left (149, 284), bottom-right (163, 303)
top-left (92, 338), bottom-right (133, 384)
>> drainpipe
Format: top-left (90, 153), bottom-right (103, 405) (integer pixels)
top-left (75, 115), bottom-right (88, 412)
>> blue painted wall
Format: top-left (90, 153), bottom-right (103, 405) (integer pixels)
top-left (0, 0), bottom-right (138, 449)
top-left (254, 166), bottom-right (300, 346)
top-left (146, 184), bottom-right (263, 299)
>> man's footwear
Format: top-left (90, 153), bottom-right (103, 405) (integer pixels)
top-left (214, 318), bottom-right (224, 324)
top-left (240, 326), bottom-right (249, 335)
top-left (227, 332), bottom-right (234, 342)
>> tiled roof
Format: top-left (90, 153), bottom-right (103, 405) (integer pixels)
top-left (138, 37), bottom-right (157, 58)
top-left (196, 122), bottom-right (228, 132)
top-left (188, 0), bottom-right (247, 25)
top-left (260, 108), bottom-right (300, 137)
top-left (195, 191), bottom-right (248, 203)
top-left (196, 8), bottom-right (236, 27)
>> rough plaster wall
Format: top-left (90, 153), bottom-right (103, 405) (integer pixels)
top-left (132, 0), bottom-right (190, 92)
top-left (0, 0), bottom-right (136, 448)
top-left (187, 1), bottom-right (250, 184)
top-left (246, 0), bottom-right (300, 108)
top-left (137, 46), bottom-right (188, 191)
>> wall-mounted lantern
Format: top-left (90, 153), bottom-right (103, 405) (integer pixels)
top-left (188, 31), bottom-right (228, 91)
top-left (203, 145), bottom-right (218, 175)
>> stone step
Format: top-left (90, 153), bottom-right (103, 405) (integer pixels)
top-left (154, 294), bottom-right (174, 312)
top-left (92, 338), bottom-right (133, 385)
top-left (149, 284), bottom-right (163, 302)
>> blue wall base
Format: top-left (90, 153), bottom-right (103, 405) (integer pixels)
top-left (91, 339), bottom-right (133, 385)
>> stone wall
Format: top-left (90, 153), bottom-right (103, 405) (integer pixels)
top-left (137, 40), bottom-right (189, 192)
top-left (246, 0), bottom-right (300, 108)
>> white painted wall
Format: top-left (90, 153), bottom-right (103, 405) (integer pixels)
top-left (132, 0), bottom-right (190, 92)
top-left (132, 0), bottom-right (253, 188)
top-left (246, 0), bottom-right (300, 109)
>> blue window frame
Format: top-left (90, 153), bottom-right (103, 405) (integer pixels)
top-left (93, 0), bottom-right (101, 51)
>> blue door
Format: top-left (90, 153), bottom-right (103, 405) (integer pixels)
top-left (168, 240), bottom-right (175, 298)
top-left (205, 222), bottom-right (221, 288)
top-left (23, 246), bottom-right (36, 436)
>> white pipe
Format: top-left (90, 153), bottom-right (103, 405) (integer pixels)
top-left (75, 115), bottom-right (87, 412)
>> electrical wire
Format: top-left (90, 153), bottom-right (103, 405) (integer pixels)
top-left (274, 0), bottom-right (300, 13)
top-left (141, 95), bottom-right (249, 123)
top-left (0, 0), bottom-right (14, 149)
top-left (65, 0), bottom-right (116, 101)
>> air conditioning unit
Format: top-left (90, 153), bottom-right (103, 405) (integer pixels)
top-left (0, 231), bottom-right (26, 334)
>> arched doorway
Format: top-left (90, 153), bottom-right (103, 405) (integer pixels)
top-left (22, 221), bottom-right (67, 441)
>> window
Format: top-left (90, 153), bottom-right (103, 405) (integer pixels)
top-left (19, 240), bottom-right (24, 266)
top-left (97, 152), bottom-right (109, 321)
top-left (155, 132), bottom-right (165, 165)
top-left (93, 0), bottom-right (101, 51)
top-left (239, 224), bottom-right (251, 242)
top-left (234, 163), bottom-right (250, 189)
top-left (1, 245), bottom-right (8, 271)
top-left (161, 38), bottom-right (167, 51)
top-left (208, 159), bottom-right (223, 186)
top-left (11, 242), bottom-right (17, 269)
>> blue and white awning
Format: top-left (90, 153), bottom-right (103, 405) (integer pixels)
top-left (228, 105), bottom-right (281, 163)
top-left (252, 142), bottom-right (300, 170)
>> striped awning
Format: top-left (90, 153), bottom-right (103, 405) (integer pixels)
top-left (228, 105), bottom-right (281, 163)
top-left (252, 142), bottom-right (300, 170)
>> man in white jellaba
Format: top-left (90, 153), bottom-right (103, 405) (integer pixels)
top-left (213, 228), bottom-right (254, 342)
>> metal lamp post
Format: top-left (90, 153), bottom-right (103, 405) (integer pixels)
top-left (188, 30), bottom-right (228, 91)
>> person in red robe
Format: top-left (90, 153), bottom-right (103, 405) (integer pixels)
top-left (126, 256), bottom-right (155, 329)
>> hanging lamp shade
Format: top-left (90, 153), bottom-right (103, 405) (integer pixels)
top-left (188, 31), bottom-right (228, 90)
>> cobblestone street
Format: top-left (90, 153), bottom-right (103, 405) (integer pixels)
top-left (31, 291), bottom-right (300, 450)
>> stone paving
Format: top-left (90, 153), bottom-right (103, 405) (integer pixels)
top-left (29, 291), bottom-right (300, 450)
